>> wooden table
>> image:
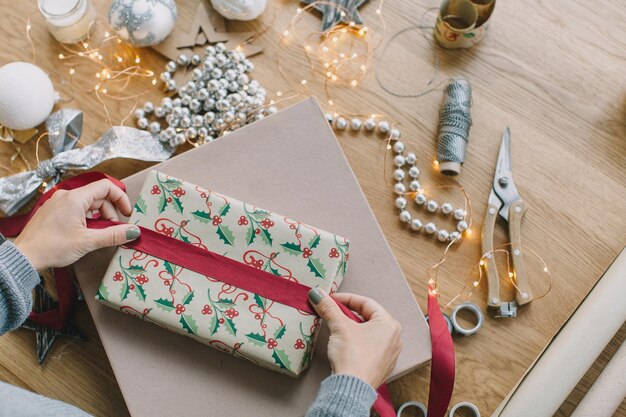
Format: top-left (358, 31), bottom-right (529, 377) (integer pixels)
top-left (1, 0), bottom-right (624, 415)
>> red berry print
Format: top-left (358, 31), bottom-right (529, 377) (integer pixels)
top-left (219, 318), bottom-right (225, 324)
top-left (260, 219), bottom-right (274, 229)
top-left (175, 304), bottom-right (186, 315)
top-left (225, 308), bottom-right (239, 319)
top-left (329, 248), bottom-right (340, 258)
top-left (294, 339), bottom-right (305, 350)
top-left (212, 215), bottom-right (223, 226)
top-left (200, 192), bottom-right (207, 198)
top-left (166, 197), bottom-right (172, 203)
top-left (113, 271), bottom-right (123, 281)
top-left (267, 338), bottom-right (278, 349)
top-left (164, 280), bottom-right (170, 286)
top-left (136, 274), bottom-right (148, 285)
top-left (202, 304), bottom-right (213, 315)
top-left (151, 185), bottom-right (161, 195)
top-left (255, 228), bottom-right (260, 235)
top-left (238, 215), bottom-right (249, 226)
top-left (172, 187), bottom-right (186, 198)
top-left (129, 284), bottom-right (135, 290)
top-left (254, 314), bottom-right (261, 320)
top-left (302, 247), bottom-right (313, 258)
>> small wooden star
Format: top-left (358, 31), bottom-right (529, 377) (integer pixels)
top-left (301, 0), bottom-right (369, 31)
top-left (20, 284), bottom-right (86, 364)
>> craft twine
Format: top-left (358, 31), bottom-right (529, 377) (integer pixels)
top-left (436, 77), bottom-right (472, 175)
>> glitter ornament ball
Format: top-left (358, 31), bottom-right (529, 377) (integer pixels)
top-left (0, 62), bottom-right (55, 131)
top-left (108, 0), bottom-right (177, 47)
top-left (210, 0), bottom-right (267, 21)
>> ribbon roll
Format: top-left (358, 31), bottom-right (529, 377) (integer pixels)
top-left (425, 312), bottom-right (454, 334)
top-left (449, 401), bottom-right (480, 417)
top-left (0, 112), bottom-right (174, 215)
top-left (397, 401), bottom-right (427, 417)
top-left (449, 303), bottom-right (483, 336)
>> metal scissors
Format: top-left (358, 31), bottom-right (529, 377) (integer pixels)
top-left (481, 128), bottom-right (533, 318)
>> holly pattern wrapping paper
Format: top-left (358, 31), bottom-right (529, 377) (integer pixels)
top-left (97, 170), bottom-right (349, 376)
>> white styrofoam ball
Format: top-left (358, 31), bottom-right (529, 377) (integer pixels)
top-left (0, 62), bottom-right (54, 130)
top-left (210, 0), bottom-right (267, 21)
top-left (108, 0), bottom-right (177, 47)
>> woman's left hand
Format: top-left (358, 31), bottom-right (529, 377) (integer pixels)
top-left (14, 179), bottom-right (141, 270)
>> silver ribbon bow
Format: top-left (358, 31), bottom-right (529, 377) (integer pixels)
top-left (0, 109), bottom-right (174, 215)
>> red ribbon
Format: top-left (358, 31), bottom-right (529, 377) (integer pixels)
top-left (427, 284), bottom-right (456, 417)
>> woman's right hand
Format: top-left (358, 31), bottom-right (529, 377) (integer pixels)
top-left (308, 288), bottom-right (403, 389)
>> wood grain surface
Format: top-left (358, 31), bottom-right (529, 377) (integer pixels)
top-left (0, 0), bottom-right (624, 416)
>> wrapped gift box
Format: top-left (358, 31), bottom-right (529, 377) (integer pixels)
top-left (97, 170), bottom-right (349, 376)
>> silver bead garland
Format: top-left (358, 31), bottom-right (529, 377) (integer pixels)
top-left (134, 43), bottom-right (274, 148)
top-left (325, 113), bottom-right (468, 243)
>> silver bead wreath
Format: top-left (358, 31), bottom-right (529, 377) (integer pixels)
top-left (134, 43), bottom-right (275, 148)
top-left (325, 113), bottom-right (468, 243)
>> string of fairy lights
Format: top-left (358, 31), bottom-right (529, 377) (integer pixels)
top-left (9, 1), bottom-right (551, 310)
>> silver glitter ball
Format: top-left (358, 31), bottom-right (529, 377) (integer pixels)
top-left (196, 88), bottom-right (209, 101)
top-left (165, 61), bottom-right (177, 72)
top-left (143, 101), bottom-right (154, 114)
top-left (191, 54), bottom-right (201, 66)
top-left (154, 106), bottom-right (165, 118)
top-left (205, 45), bottom-right (216, 56)
top-left (192, 115), bottom-right (204, 128)
top-left (148, 121), bottom-right (161, 134)
top-left (136, 117), bottom-right (149, 129)
top-left (364, 118), bottom-right (376, 131)
top-left (177, 54), bottom-right (189, 66)
top-left (211, 68), bottom-right (223, 79)
top-left (215, 42), bottom-right (226, 53)
top-left (410, 219), bottom-right (423, 231)
top-left (192, 68), bottom-right (204, 80)
top-left (216, 99), bottom-right (231, 112)
top-left (160, 71), bottom-right (172, 82)
top-left (165, 79), bottom-right (177, 91)
top-left (133, 108), bottom-right (145, 119)
top-left (180, 116), bottom-right (191, 128)
top-left (185, 127), bottom-right (198, 139)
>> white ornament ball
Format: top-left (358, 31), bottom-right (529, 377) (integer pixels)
top-left (109, 0), bottom-right (177, 47)
top-left (210, 0), bottom-right (267, 21)
top-left (399, 210), bottom-right (411, 223)
top-left (424, 222), bottom-right (437, 234)
top-left (410, 219), bottom-right (423, 231)
top-left (0, 62), bottom-right (54, 130)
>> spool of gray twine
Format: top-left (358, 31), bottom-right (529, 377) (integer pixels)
top-left (437, 77), bottom-right (472, 176)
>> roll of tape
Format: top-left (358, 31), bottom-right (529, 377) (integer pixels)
top-left (449, 401), bottom-right (480, 417)
top-left (425, 312), bottom-right (454, 334)
top-left (450, 302), bottom-right (483, 336)
top-left (397, 401), bottom-right (427, 417)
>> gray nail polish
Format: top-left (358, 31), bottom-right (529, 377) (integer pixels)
top-left (126, 226), bottom-right (141, 240)
top-left (308, 288), bottom-right (324, 305)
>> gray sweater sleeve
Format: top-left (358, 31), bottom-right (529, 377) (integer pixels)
top-left (0, 242), bottom-right (376, 417)
top-left (0, 241), bottom-right (40, 335)
top-left (306, 374), bottom-right (378, 417)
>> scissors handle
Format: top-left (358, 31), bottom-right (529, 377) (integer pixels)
top-left (481, 202), bottom-right (502, 309)
top-left (508, 199), bottom-right (533, 305)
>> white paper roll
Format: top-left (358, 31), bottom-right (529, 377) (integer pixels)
top-left (493, 248), bottom-right (626, 417)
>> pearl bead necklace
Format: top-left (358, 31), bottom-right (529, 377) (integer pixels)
top-left (133, 43), bottom-right (273, 148)
top-left (325, 113), bottom-right (468, 243)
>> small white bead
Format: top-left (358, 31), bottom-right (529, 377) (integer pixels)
top-left (410, 219), bottom-right (423, 231)
top-left (364, 118), bottom-right (376, 131)
top-left (148, 121), bottom-right (161, 134)
top-left (390, 128), bottom-right (401, 140)
top-left (424, 222), bottom-right (437, 234)
top-left (408, 166), bottom-right (420, 178)
top-left (392, 141), bottom-right (405, 153)
top-left (409, 180), bottom-right (421, 191)
top-left (449, 231), bottom-right (461, 241)
top-left (324, 113), bottom-right (333, 123)
top-left (136, 117), bottom-right (149, 129)
top-left (437, 229), bottom-right (450, 242)
top-left (378, 121), bottom-right (390, 134)
top-left (393, 169), bottom-right (405, 181)
top-left (453, 208), bottom-right (466, 220)
top-left (414, 193), bottom-right (427, 205)
top-left (457, 220), bottom-right (469, 232)
top-left (350, 118), bottom-right (362, 130)
top-left (133, 109), bottom-right (145, 119)
top-left (335, 117), bottom-right (347, 130)
top-left (393, 155), bottom-right (406, 167)
top-left (441, 203), bottom-right (453, 214)
top-left (399, 210), bottom-right (411, 223)
top-left (427, 200), bottom-right (439, 212)
top-left (406, 152), bottom-right (417, 165)
top-left (393, 182), bottom-right (406, 194)
top-left (395, 197), bottom-right (407, 209)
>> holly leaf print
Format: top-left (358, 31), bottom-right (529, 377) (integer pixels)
top-left (120, 280), bottom-right (130, 301)
top-left (219, 202), bottom-right (231, 217)
top-left (245, 332), bottom-right (267, 347)
top-left (272, 348), bottom-right (292, 371)
top-left (253, 294), bottom-right (265, 309)
top-left (307, 257), bottom-right (326, 279)
top-left (218, 297), bottom-right (234, 305)
top-left (337, 260), bottom-right (348, 277)
top-left (133, 284), bottom-right (147, 302)
top-left (182, 290), bottom-right (195, 306)
top-left (269, 264), bottom-right (282, 276)
top-left (127, 265), bottom-right (146, 275)
top-left (180, 234), bottom-right (191, 244)
top-left (134, 195), bottom-right (147, 215)
top-left (274, 324), bottom-right (287, 341)
top-left (192, 210), bottom-right (211, 223)
top-left (223, 317), bottom-right (237, 336)
top-left (158, 192), bottom-right (167, 214)
top-left (260, 228), bottom-right (273, 246)
top-left (217, 225), bottom-right (235, 246)
top-left (281, 242), bottom-right (303, 256)
top-left (171, 197), bottom-right (184, 214)
top-left (209, 314), bottom-right (219, 335)
top-left (163, 261), bottom-right (175, 276)
top-left (308, 235), bottom-right (321, 249)
top-left (180, 314), bottom-right (199, 335)
top-left (154, 298), bottom-right (175, 312)
top-left (96, 284), bottom-right (109, 301)
top-left (246, 225), bottom-right (256, 245)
